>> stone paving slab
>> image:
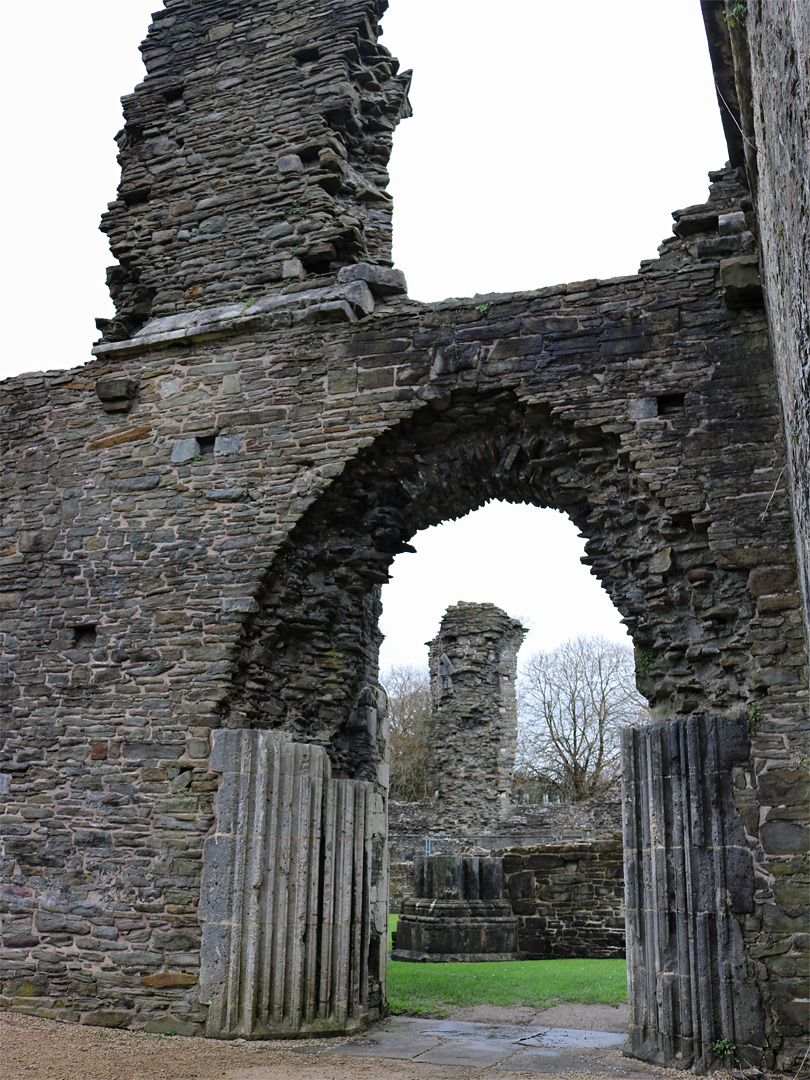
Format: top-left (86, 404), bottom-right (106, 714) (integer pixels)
top-left (494, 1049), bottom-right (584, 1074)
top-left (534, 1027), bottom-right (626, 1048)
top-left (330, 1015), bottom-right (442, 1059)
top-left (324, 1016), bottom-right (656, 1073)
top-left (420, 1020), bottom-right (550, 1041)
top-left (332, 1036), bottom-right (443, 1059)
top-left (415, 1041), bottom-right (516, 1068)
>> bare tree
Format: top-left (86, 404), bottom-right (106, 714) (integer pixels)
top-left (515, 636), bottom-right (648, 802)
top-left (382, 664), bottom-right (432, 802)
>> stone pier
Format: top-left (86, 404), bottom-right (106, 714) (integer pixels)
top-left (199, 730), bottom-right (382, 1037)
top-left (622, 715), bottom-right (765, 1071)
top-left (427, 604), bottom-right (527, 833)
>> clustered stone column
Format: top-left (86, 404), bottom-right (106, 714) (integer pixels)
top-left (392, 855), bottom-right (518, 962)
top-left (199, 730), bottom-right (380, 1037)
top-left (622, 715), bottom-right (766, 1071)
top-left (426, 603), bottom-right (527, 834)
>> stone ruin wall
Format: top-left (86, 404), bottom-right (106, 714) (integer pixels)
top-left (502, 841), bottom-right (625, 960)
top-left (425, 602), bottom-right (526, 834)
top-left (706, 7), bottom-right (810, 1062)
top-left (725, 0), bottom-right (810, 639)
top-left (388, 792), bottom-right (623, 914)
top-left (100, 0), bottom-right (411, 341)
top-left (0, 0), bottom-right (807, 1067)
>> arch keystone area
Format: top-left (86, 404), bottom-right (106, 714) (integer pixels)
top-left (0, 0), bottom-right (807, 1071)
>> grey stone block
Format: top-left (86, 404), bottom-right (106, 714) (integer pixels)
top-left (337, 262), bottom-right (408, 296)
top-left (221, 595), bottom-right (258, 613)
top-left (214, 435), bottom-right (242, 456)
top-left (171, 438), bottom-right (200, 464)
top-left (720, 255), bottom-right (763, 307)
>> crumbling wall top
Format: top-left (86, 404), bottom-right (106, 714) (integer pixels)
top-left (426, 602), bottom-right (527, 833)
top-left (100, 0), bottom-right (410, 342)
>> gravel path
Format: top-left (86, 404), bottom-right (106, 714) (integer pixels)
top-left (0, 1004), bottom-right (683, 1080)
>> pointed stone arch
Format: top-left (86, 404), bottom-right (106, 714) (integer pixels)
top-left (222, 382), bottom-right (754, 758)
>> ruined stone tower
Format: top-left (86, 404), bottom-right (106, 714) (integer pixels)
top-left (426, 603), bottom-right (526, 833)
top-left (0, 0), bottom-right (807, 1069)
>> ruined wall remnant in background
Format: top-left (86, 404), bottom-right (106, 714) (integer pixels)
top-left (0, 0), bottom-right (807, 1068)
top-left (502, 841), bottom-right (625, 960)
top-left (426, 603), bottom-right (527, 833)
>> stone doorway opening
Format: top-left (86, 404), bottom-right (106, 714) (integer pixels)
top-left (379, 501), bottom-right (635, 968)
top-left (208, 366), bottom-right (782, 1064)
top-left (212, 387), bottom-right (652, 1035)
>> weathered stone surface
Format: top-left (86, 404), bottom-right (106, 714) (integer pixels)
top-left (426, 604), bottom-right (527, 834)
top-left (623, 715), bottom-right (766, 1072)
top-left (94, 374), bottom-right (139, 413)
top-left (140, 971), bottom-right (198, 989)
top-left (392, 856), bottom-right (518, 963)
top-left (720, 3), bottom-right (810, 728)
top-left (720, 255), bottom-right (764, 308)
top-left (337, 262), bottom-right (408, 296)
top-left (199, 730), bottom-right (382, 1037)
top-left (0, 0), bottom-right (807, 1065)
top-left (98, 0), bottom-right (411, 340)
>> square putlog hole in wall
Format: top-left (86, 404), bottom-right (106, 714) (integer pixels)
top-left (72, 625), bottom-right (98, 648)
top-left (657, 393), bottom-right (686, 416)
top-left (197, 435), bottom-right (217, 458)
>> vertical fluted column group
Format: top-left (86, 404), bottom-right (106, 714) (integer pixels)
top-left (199, 730), bottom-right (376, 1037)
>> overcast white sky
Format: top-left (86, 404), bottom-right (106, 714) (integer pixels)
top-left (1, 1), bottom-right (728, 672)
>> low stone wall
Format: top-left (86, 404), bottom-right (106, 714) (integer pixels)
top-left (388, 792), bottom-right (623, 913)
top-left (502, 841), bottom-right (625, 959)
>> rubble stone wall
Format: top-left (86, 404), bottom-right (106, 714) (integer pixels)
top-left (502, 841), bottom-right (625, 960)
top-left (100, 0), bottom-right (411, 341)
top-left (0, 0), bottom-right (806, 1065)
top-left (740, 1), bottom-right (810, 645)
top-left (0, 162), bottom-right (804, 1042)
top-left (425, 603), bottom-right (527, 834)
top-left (701, 5), bottom-right (810, 1066)
top-left (388, 791), bottom-right (623, 912)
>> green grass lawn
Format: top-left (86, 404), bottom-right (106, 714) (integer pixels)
top-left (386, 915), bottom-right (627, 1017)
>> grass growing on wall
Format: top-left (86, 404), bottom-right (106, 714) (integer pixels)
top-left (387, 915), bottom-right (627, 1017)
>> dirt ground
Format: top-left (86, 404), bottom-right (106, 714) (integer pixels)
top-left (0, 1003), bottom-right (655, 1080)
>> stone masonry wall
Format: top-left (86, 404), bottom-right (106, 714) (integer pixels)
top-left (734, 0), bottom-right (810, 651)
top-left (1, 163), bottom-right (805, 1044)
top-left (100, 0), bottom-right (410, 340)
top-left (426, 603), bottom-right (527, 834)
top-left (0, 0), bottom-right (807, 1063)
top-left (702, 5), bottom-right (810, 1066)
top-left (388, 790), bottom-right (623, 911)
top-left (502, 841), bottom-right (625, 960)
